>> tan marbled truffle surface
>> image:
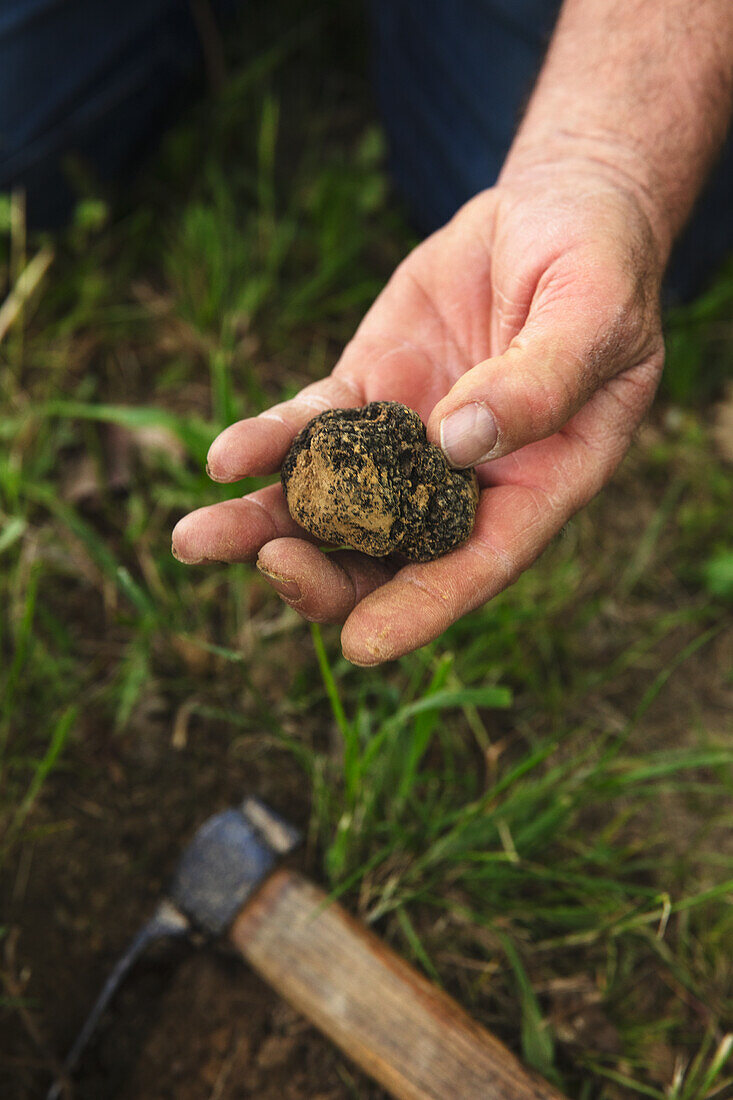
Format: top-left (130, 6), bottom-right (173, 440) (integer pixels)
top-left (281, 402), bottom-right (478, 562)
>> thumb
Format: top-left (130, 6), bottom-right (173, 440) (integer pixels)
top-left (427, 279), bottom-right (656, 467)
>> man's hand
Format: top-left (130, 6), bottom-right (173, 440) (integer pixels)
top-left (172, 169), bottom-right (665, 664)
top-left (173, 0), bottom-right (733, 665)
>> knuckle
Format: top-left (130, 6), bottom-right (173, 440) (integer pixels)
top-left (605, 359), bottom-right (663, 421)
top-left (401, 571), bottom-right (450, 610)
top-left (466, 534), bottom-right (516, 588)
top-left (510, 350), bottom-right (576, 434)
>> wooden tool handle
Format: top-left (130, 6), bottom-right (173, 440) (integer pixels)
top-left (231, 869), bottom-right (566, 1100)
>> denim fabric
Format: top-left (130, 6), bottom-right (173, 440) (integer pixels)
top-left (0, 0), bottom-right (205, 222)
top-left (370, 0), bottom-right (733, 303)
top-left (370, 0), bottom-right (560, 233)
top-left (1, 0), bottom-right (730, 300)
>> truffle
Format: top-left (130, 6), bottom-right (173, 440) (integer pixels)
top-left (281, 401), bottom-right (478, 562)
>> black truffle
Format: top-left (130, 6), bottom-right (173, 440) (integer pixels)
top-left (281, 402), bottom-right (478, 562)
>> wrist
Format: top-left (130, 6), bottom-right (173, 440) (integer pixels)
top-left (500, 0), bottom-right (733, 272)
top-left (499, 131), bottom-right (674, 268)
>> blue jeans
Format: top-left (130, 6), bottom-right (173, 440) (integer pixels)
top-left (2, 0), bottom-right (731, 301)
top-left (0, 0), bottom-right (208, 223)
top-left (370, 0), bottom-right (733, 304)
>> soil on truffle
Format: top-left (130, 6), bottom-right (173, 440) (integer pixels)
top-left (281, 402), bottom-right (479, 562)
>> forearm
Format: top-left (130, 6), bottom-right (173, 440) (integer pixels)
top-left (500, 0), bottom-right (733, 260)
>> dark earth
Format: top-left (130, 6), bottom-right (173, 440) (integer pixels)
top-left (3, 563), bottom-right (730, 1099)
top-left (3, 0), bottom-right (730, 1094)
top-left (1, 698), bottom-right (387, 1100)
top-left (281, 402), bottom-right (479, 561)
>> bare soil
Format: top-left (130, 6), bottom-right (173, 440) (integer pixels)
top-left (2, 428), bottom-right (731, 1100)
top-left (1, 717), bottom-right (385, 1099)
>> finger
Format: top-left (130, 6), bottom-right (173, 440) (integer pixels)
top-left (340, 488), bottom-right (529, 665)
top-left (256, 538), bottom-right (396, 623)
top-left (484, 357), bottom-right (662, 491)
top-left (206, 374), bottom-right (365, 481)
top-left (426, 262), bottom-right (660, 468)
top-left (171, 483), bottom-right (316, 564)
top-left (341, 365), bottom-right (657, 666)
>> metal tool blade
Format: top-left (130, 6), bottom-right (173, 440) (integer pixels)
top-left (46, 797), bottom-right (301, 1098)
top-left (46, 900), bottom-right (190, 1100)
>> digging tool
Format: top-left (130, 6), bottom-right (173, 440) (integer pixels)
top-left (49, 797), bottom-right (566, 1100)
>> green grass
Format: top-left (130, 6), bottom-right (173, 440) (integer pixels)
top-left (1, 4), bottom-right (732, 1097)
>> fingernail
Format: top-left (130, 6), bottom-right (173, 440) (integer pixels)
top-left (439, 403), bottom-right (497, 468)
top-left (205, 459), bottom-right (227, 483)
top-left (258, 566), bottom-right (301, 602)
top-left (171, 542), bottom-right (203, 565)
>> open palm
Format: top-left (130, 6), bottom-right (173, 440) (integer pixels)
top-left (172, 177), bottom-right (665, 665)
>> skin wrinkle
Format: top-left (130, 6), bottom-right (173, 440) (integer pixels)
top-left (340, 328), bottom-right (456, 403)
top-left (509, 1), bottom-right (733, 242)
top-left (560, 370), bottom-right (660, 488)
top-left (516, 482), bottom-right (562, 528)
top-left (367, 333), bottom-right (443, 365)
top-left (551, 140), bottom-right (667, 257)
top-left (173, 0), bottom-right (733, 664)
top-left (490, 219), bottom-right (578, 356)
top-left (554, 419), bottom-right (624, 500)
top-left (558, 420), bottom-right (604, 461)
top-left (243, 493), bottom-right (280, 546)
top-left (491, 264), bottom-right (537, 359)
top-left (332, 563), bottom-right (361, 598)
top-left (258, 409), bottom-right (291, 431)
top-left (330, 371), bottom-right (364, 403)
top-left (259, 553), bottom-right (342, 622)
top-left (530, 256), bottom-right (583, 307)
top-left (502, 341), bottom-right (576, 434)
top-left (305, 376), bottom-right (364, 405)
top-left (261, 377), bottom-right (364, 431)
top-left (292, 393), bottom-right (333, 413)
top-left (462, 535), bottom-right (515, 589)
top-left (399, 265), bottom-right (474, 376)
top-left (490, 282), bottom-right (529, 355)
top-left (333, 558), bottom-right (383, 613)
top-left (369, 338), bottom-right (444, 379)
top-left (262, 396), bottom-right (327, 425)
top-left (437, 228), bottom-right (495, 362)
top-left (399, 571), bottom-right (452, 607)
top-left (257, 564), bottom-right (301, 591)
top-left (599, 360), bottom-right (662, 427)
top-left (326, 560), bottom-right (359, 611)
top-left (349, 559), bottom-right (395, 606)
top-left (465, 197), bottom-right (505, 357)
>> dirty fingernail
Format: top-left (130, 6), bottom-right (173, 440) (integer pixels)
top-left (439, 403), bottom-right (497, 468)
top-left (258, 566), bottom-right (301, 602)
top-left (171, 542), bottom-right (203, 565)
top-left (342, 647), bottom-right (379, 667)
top-left (205, 459), bottom-right (227, 483)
